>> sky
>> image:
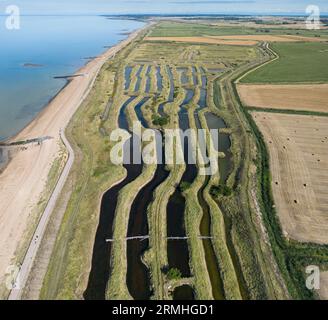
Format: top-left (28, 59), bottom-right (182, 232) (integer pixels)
top-left (1, 0), bottom-right (328, 15)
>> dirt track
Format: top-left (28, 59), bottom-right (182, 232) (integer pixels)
top-left (252, 112), bottom-right (328, 244)
top-left (238, 84), bottom-right (328, 113)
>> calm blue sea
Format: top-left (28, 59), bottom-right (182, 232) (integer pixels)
top-left (0, 15), bottom-right (145, 141)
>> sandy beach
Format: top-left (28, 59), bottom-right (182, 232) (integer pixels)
top-left (0, 26), bottom-right (145, 298)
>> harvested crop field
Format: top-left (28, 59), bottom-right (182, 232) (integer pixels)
top-left (280, 34), bottom-right (328, 42)
top-left (206, 35), bottom-right (325, 42)
top-left (238, 84), bottom-right (328, 113)
top-left (144, 36), bottom-right (258, 46)
top-left (319, 272), bottom-right (328, 300)
top-left (252, 112), bottom-right (328, 244)
top-left (210, 21), bottom-right (328, 30)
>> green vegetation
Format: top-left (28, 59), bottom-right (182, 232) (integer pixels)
top-left (106, 165), bottom-right (156, 300)
top-left (39, 20), bottom-right (328, 301)
top-left (210, 184), bottom-right (232, 197)
top-left (146, 167), bottom-right (186, 299)
top-left (40, 67), bottom-right (126, 299)
top-left (246, 106), bottom-right (328, 117)
top-left (179, 181), bottom-right (191, 192)
top-left (242, 42), bottom-right (328, 83)
top-left (166, 268), bottom-right (182, 280)
top-left (149, 21), bottom-right (328, 38)
top-left (46, 21), bottom-right (276, 300)
top-left (145, 84), bottom-right (187, 300)
top-left (198, 108), bottom-right (243, 300)
top-left (152, 114), bottom-right (169, 126)
top-left (184, 171), bottom-right (215, 300)
top-left (233, 49), bottom-right (328, 299)
top-left (149, 21), bottom-right (251, 37)
top-left (131, 41), bottom-right (257, 68)
top-left (207, 45), bottom-right (295, 299)
top-left (149, 21), bottom-right (328, 37)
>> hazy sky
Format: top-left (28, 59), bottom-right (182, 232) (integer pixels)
top-left (2, 0), bottom-right (328, 15)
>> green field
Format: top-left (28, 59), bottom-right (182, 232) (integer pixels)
top-left (148, 21), bottom-right (253, 37)
top-left (149, 21), bottom-right (328, 38)
top-left (241, 42), bottom-right (328, 83)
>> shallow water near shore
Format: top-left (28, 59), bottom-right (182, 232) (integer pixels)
top-left (0, 15), bottom-right (145, 141)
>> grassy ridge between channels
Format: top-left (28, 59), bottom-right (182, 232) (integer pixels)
top-left (143, 35), bottom-right (289, 300)
top-left (200, 74), bottom-right (245, 299)
top-left (212, 77), bottom-right (279, 299)
top-left (105, 94), bottom-right (157, 300)
top-left (231, 47), bottom-right (328, 299)
top-left (198, 106), bottom-right (243, 300)
top-left (145, 85), bottom-right (191, 300)
top-left (175, 66), bottom-right (216, 300)
top-left (184, 105), bottom-right (217, 300)
top-left (208, 39), bottom-right (296, 299)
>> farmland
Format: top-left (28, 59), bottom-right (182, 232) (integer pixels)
top-left (319, 272), bottom-right (328, 299)
top-left (206, 34), bottom-right (326, 42)
top-left (234, 20), bottom-right (328, 301)
top-left (241, 42), bottom-right (328, 83)
top-left (252, 112), bottom-right (328, 244)
top-left (145, 36), bottom-right (258, 46)
top-left (237, 84), bottom-right (328, 113)
top-left (149, 21), bottom-right (328, 38)
top-left (148, 22), bottom-right (256, 37)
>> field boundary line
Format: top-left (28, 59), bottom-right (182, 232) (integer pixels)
top-left (236, 42), bottom-right (279, 84)
top-left (246, 106), bottom-right (328, 117)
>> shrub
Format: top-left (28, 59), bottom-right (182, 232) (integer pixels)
top-left (210, 184), bottom-right (232, 197)
top-left (152, 114), bottom-right (169, 126)
top-left (93, 166), bottom-right (107, 177)
top-left (180, 181), bottom-right (191, 192)
top-left (167, 268), bottom-right (182, 280)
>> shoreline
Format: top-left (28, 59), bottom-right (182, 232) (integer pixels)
top-left (4, 31), bottom-right (138, 144)
top-left (0, 23), bottom-right (149, 299)
top-left (4, 77), bottom-right (73, 144)
top-left (1, 20), bottom-right (147, 145)
top-left (0, 25), bottom-right (145, 178)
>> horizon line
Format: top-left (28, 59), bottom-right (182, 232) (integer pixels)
top-left (1, 13), bottom-right (328, 17)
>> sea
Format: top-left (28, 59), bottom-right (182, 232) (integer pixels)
top-left (0, 15), bottom-right (145, 141)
